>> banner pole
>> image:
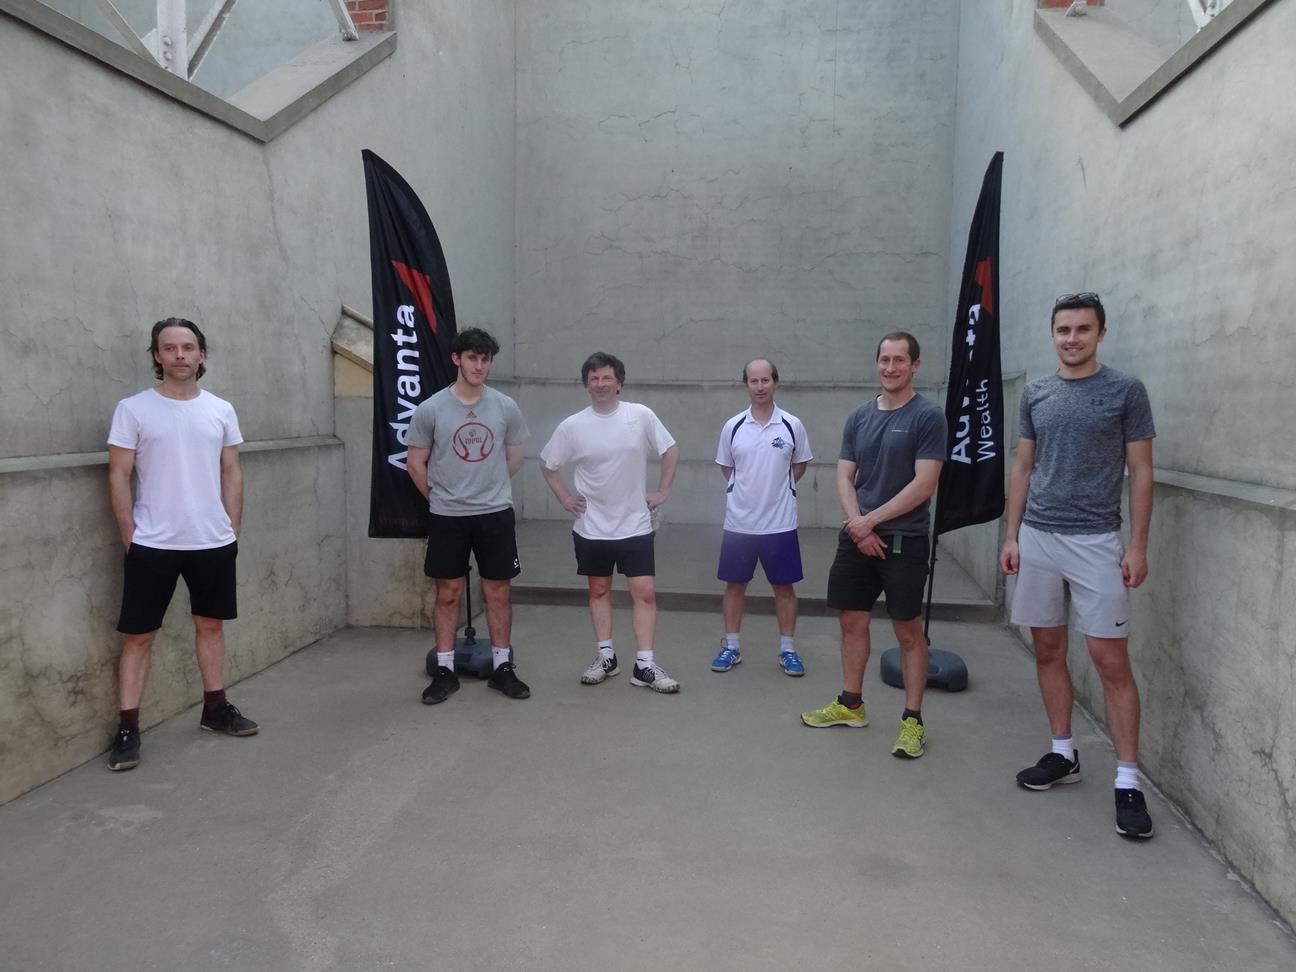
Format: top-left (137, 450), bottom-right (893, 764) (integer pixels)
top-left (923, 531), bottom-right (939, 642)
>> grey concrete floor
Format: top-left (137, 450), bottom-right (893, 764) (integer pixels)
top-left (2, 608), bottom-right (1293, 971)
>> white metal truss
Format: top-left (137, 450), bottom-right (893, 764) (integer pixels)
top-left (1186, 0), bottom-right (1236, 30)
top-left (91, 0), bottom-right (360, 80)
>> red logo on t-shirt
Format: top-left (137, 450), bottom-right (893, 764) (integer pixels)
top-left (452, 422), bottom-right (495, 462)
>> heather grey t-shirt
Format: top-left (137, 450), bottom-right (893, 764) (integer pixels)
top-left (838, 394), bottom-right (947, 537)
top-left (407, 385), bottom-right (529, 516)
top-left (1020, 366), bottom-right (1155, 535)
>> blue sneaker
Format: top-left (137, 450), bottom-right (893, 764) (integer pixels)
top-left (779, 649), bottom-right (806, 677)
top-left (711, 645), bottom-right (742, 672)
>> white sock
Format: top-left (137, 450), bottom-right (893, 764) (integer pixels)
top-left (724, 632), bottom-right (740, 651)
top-left (636, 650), bottom-right (654, 668)
top-left (1115, 761), bottom-right (1140, 791)
top-left (437, 650), bottom-right (454, 672)
top-left (597, 640), bottom-right (614, 660)
top-left (779, 635), bottom-right (794, 653)
top-left (491, 646), bottom-right (510, 669)
top-left (1051, 735), bottom-right (1074, 761)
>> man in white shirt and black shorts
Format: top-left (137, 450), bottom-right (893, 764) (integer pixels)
top-left (710, 358), bottom-right (813, 677)
top-left (540, 352), bottom-right (682, 694)
top-left (106, 318), bottom-right (256, 772)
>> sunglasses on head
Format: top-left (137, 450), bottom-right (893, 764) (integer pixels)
top-left (1054, 292), bottom-right (1101, 305)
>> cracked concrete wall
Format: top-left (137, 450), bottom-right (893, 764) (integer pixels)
top-left (0, 2), bottom-right (515, 800)
top-left (513, 1), bottom-right (961, 439)
top-left (951, 1), bottom-right (1296, 923)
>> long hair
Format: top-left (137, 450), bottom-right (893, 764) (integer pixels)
top-left (149, 318), bottom-right (207, 380)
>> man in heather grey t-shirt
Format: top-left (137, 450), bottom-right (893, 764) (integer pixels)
top-left (1000, 293), bottom-right (1157, 841)
top-left (406, 327), bottom-right (532, 707)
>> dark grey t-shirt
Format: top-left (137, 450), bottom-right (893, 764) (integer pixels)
top-left (1020, 366), bottom-right (1155, 535)
top-left (408, 385), bottom-right (529, 516)
top-left (838, 394), bottom-right (947, 536)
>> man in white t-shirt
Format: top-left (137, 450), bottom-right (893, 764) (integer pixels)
top-left (105, 318), bottom-right (256, 772)
top-left (711, 358), bottom-right (813, 677)
top-left (540, 352), bottom-right (682, 693)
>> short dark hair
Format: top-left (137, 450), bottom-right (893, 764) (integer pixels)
top-left (1051, 292), bottom-right (1106, 330)
top-left (741, 357), bottom-right (779, 383)
top-left (149, 318), bottom-right (207, 380)
top-left (875, 331), bottom-right (920, 361)
top-left (451, 327), bottom-right (500, 358)
top-left (581, 352), bottom-right (626, 386)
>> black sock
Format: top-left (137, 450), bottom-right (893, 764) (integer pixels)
top-left (118, 708), bottom-right (140, 732)
top-left (838, 691), bottom-right (863, 709)
top-left (203, 689), bottom-right (227, 712)
top-left (902, 708), bottom-right (923, 726)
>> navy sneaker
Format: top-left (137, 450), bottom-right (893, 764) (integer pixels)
top-left (1115, 788), bottom-right (1154, 840)
top-left (1016, 751), bottom-right (1081, 790)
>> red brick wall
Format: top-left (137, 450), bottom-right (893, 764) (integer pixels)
top-left (347, 0), bottom-right (390, 31)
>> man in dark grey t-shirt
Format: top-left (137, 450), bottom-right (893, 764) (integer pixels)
top-left (801, 331), bottom-right (947, 761)
top-left (1000, 293), bottom-right (1157, 840)
top-left (406, 327), bottom-right (531, 706)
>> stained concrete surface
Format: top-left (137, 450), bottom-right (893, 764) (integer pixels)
top-left (1, 607), bottom-right (1292, 971)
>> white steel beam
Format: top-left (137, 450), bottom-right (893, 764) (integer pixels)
top-left (325, 0), bottom-right (360, 41)
top-left (93, 0), bottom-right (161, 64)
top-left (188, 0), bottom-right (241, 78)
top-left (155, 0), bottom-right (189, 76)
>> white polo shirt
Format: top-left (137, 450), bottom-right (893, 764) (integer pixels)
top-left (716, 405), bottom-right (812, 535)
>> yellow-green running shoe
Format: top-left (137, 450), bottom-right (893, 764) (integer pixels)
top-left (800, 699), bottom-right (868, 728)
top-left (891, 717), bottom-right (925, 759)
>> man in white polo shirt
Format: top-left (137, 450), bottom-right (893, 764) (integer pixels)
top-left (711, 358), bottom-right (813, 676)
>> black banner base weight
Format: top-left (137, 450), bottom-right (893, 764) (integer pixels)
top-left (424, 631), bottom-right (496, 679)
top-left (879, 646), bottom-right (969, 692)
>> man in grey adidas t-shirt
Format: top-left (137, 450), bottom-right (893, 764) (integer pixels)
top-left (406, 327), bottom-right (531, 706)
top-left (1000, 293), bottom-right (1157, 840)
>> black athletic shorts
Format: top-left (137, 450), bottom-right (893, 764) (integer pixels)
top-left (572, 531), bottom-right (655, 578)
top-left (424, 508), bottom-right (521, 580)
top-left (117, 541), bottom-right (238, 635)
top-left (825, 530), bottom-right (928, 620)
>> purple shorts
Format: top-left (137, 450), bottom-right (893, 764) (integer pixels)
top-left (717, 529), bottom-right (803, 586)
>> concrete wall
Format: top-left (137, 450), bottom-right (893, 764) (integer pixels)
top-left (514, 0), bottom-right (961, 385)
top-left (951, 0), bottom-right (1296, 922)
top-left (0, 2), bottom-right (516, 801)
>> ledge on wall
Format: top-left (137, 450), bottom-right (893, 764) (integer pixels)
top-left (0, 0), bottom-right (396, 142)
top-left (1034, 0), bottom-right (1277, 126)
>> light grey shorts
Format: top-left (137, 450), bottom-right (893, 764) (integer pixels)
top-left (1010, 523), bottom-right (1131, 638)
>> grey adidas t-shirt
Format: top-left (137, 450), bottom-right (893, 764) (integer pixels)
top-left (1020, 366), bottom-right (1155, 535)
top-left (838, 394), bottom-right (947, 536)
top-left (407, 385), bottom-right (530, 516)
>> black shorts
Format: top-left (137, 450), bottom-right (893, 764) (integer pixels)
top-left (825, 530), bottom-right (929, 620)
top-left (117, 541), bottom-right (238, 635)
top-left (573, 531), bottom-right (655, 578)
top-left (424, 508), bottom-right (521, 580)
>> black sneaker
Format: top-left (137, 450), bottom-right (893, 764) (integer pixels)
top-left (200, 701), bottom-right (260, 736)
top-left (1016, 750), bottom-right (1081, 790)
top-left (1115, 788), bottom-right (1154, 840)
top-left (487, 662), bottom-right (531, 699)
top-left (106, 728), bottom-right (140, 772)
top-left (421, 666), bottom-right (460, 705)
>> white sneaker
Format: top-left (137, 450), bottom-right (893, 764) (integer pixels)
top-left (580, 653), bottom-right (619, 685)
top-left (630, 661), bottom-right (680, 694)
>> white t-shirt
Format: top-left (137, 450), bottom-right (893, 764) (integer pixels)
top-left (107, 388), bottom-right (243, 549)
top-left (716, 404), bottom-right (813, 534)
top-left (540, 402), bottom-right (676, 540)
